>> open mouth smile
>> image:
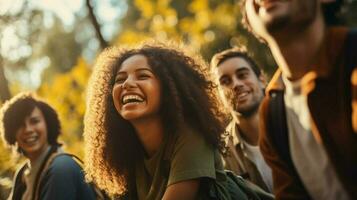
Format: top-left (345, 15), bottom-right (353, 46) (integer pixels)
top-left (238, 91), bottom-right (249, 100)
top-left (121, 94), bottom-right (145, 105)
top-left (23, 134), bottom-right (39, 145)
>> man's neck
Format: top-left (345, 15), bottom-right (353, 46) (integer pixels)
top-left (267, 13), bottom-right (326, 81)
top-left (236, 112), bottom-right (260, 146)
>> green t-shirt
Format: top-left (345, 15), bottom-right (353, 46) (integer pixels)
top-left (135, 125), bottom-right (224, 200)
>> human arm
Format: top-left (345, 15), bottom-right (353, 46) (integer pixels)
top-left (164, 126), bottom-right (216, 199)
top-left (162, 179), bottom-right (200, 200)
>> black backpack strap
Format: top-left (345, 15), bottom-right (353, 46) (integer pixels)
top-left (267, 90), bottom-right (292, 167)
top-left (11, 164), bottom-right (28, 200)
top-left (344, 28), bottom-right (357, 136)
top-left (345, 28), bottom-right (357, 74)
top-left (267, 89), bottom-right (310, 197)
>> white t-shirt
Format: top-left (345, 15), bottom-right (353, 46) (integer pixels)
top-left (282, 75), bottom-right (350, 200)
top-left (242, 139), bottom-right (274, 192)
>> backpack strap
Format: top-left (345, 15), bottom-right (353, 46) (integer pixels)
top-left (32, 147), bottom-right (108, 200)
top-left (44, 153), bottom-right (109, 200)
top-left (267, 28), bottom-right (357, 163)
top-left (32, 145), bottom-right (58, 200)
top-left (344, 29), bottom-right (357, 111)
top-left (345, 29), bottom-right (357, 74)
top-left (267, 90), bottom-right (292, 167)
top-left (11, 163), bottom-right (28, 200)
top-left (267, 90), bottom-right (309, 196)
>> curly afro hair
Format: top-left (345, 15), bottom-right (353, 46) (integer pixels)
top-left (84, 40), bottom-right (226, 197)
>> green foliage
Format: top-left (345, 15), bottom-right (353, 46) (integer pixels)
top-left (38, 58), bottom-right (91, 157)
top-left (115, 0), bottom-right (277, 76)
top-left (0, 1), bottom-right (356, 198)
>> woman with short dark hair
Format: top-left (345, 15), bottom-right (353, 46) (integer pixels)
top-left (0, 92), bottom-right (96, 200)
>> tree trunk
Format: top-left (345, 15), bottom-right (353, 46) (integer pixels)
top-left (0, 57), bottom-right (11, 102)
top-left (85, 0), bottom-right (109, 49)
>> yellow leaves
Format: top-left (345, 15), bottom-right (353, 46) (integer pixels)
top-left (135, 0), bottom-right (155, 19)
top-left (134, 0), bottom-right (178, 35)
top-left (157, 0), bottom-right (172, 14)
top-left (135, 0), bottom-right (174, 19)
top-left (121, 0), bottom-right (238, 52)
top-left (116, 30), bottom-right (151, 45)
top-left (195, 10), bottom-right (211, 29)
top-left (188, 0), bottom-right (209, 13)
top-left (38, 57), bottom-right (91, 147)
top-left (211, 4), bottom-right (238, 30)
top-left (0, 139), bottom-right (15, 173)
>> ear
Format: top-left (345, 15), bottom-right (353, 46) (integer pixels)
top-left (258, 73), bottom-right (267, 87)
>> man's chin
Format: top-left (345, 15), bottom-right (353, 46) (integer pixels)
top-left (235, 105), bottom-right (260, 118)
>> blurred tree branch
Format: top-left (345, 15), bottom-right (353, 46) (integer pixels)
top-left (0, 57), bottom-right (11, 102)
top-left (85, 0), bottom-right (109, 49)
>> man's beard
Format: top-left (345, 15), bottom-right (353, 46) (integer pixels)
top-left (224, 89), bottom-right (262, 118)
top-left (234, 100), bottom-right (261, 118)
top-left (265, 0), bottom-right (318, 35)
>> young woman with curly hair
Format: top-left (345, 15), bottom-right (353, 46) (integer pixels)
top-left (83, 40), bottom-right (234, 200)
top-left (0, 92), bottom-right (96, 200)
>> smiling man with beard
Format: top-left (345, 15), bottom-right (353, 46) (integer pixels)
top-left (242, 0), bottom-right (357, 199)
top-left (211, 48), bottom-right (273, 193)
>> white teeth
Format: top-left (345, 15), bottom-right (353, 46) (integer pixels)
top-left (24, 135), bottom-right (38, 143)
top-left (122, 94), bottom-right (144, 105)
top-left (238, 92), bottom-right (249, 99)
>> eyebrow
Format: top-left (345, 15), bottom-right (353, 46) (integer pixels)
top-left (219, 66), bottom-right (250, 79)
top-left (236, 67), bottom-right (250, 73)
top-left (29, 116), bottom-right (40, 121)
top-left (116, 67), bottom-right (153, 75)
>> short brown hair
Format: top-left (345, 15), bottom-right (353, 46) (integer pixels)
top-left (0, 92), bottom-right (61, 150)
top-left (210, 47), bottom-right (262, 78)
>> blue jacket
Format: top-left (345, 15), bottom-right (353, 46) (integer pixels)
top-left (9, 146), bottom-right (96, 200)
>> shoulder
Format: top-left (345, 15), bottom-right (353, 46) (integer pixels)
top-left (46, 154), bottom-right (83, 177)
top-left (168, 124), bottom-right (216, 185)
top-left (13, 162), bottom-right (28, 178)
top-left (8, 163), bottom-right (28, 199)
top-left (175, 124), bottom-right (208, 147)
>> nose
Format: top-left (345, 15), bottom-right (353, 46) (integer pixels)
top-left (232, 76), bottom-right (243, 92)
top-left (122, 76), bottom-right (136, 89)
top-left (24, 122), bottom-right (34, 134)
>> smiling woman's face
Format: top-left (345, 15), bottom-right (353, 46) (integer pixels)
top-left (15, 107), bottom-right (49, 160)
top-left (112, 54), bottom-right (162, 122)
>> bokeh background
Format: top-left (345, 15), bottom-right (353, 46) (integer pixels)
top-left (0, 0), bottom-right (356, 198)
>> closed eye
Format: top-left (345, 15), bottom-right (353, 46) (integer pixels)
top-left (29, 117), bottom-right (40, 125)
top-left (138, 74), bottom-right (151, 80)
top-left (114, 75), bottom-right (127, 84)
